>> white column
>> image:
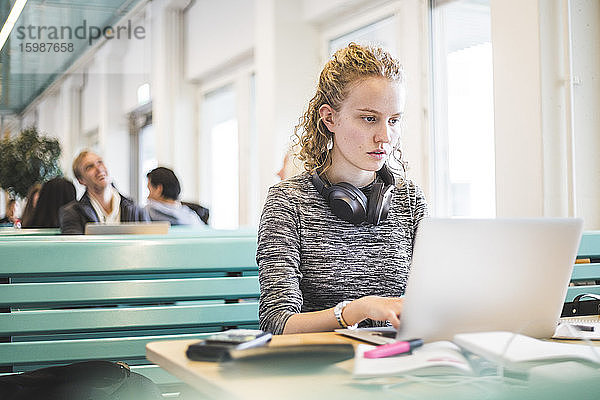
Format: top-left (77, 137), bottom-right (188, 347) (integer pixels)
top-left (491, 0), bottom-right (545, 217)
top-left (58, 75), bottom-right (84, 176)
top-left (151, 0), bottom-right (197, 200)
top-left (571, 0), bottom-right (600, 229)
top-left (539, 0), bottom-right (575, 218)
top-left (397, 0), bottom-right (431, 198)
top-left (255, 0), bottom-right (320, 206)
top-left (97, 43), bottom-right (130, 195)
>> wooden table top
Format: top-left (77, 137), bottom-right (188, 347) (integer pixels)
top-left (147, 328), bottom-right (600, 400)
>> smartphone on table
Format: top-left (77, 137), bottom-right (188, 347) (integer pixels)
top-left (186, 329), bottom-right (272, 362)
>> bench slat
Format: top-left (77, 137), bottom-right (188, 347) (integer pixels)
top-left (578, 231), bottom-right (600, 258)
top-left (0, 303), bottom-right (259, 335)
top-left (0, 227), bottom-right (256, 240)
top-left (0, 237), bottom-right (258, 276)
top-left (0, 333), bottom-right (213, 365)
top-left (0, 276), bottom-right (259, 307)
top-left (565, 285), bottom-right (600, 302)
top-left (571, 263), bottom-right (600, 281)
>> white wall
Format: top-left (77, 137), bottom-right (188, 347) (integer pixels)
top-left (37, 93), bottom-right (59, 136)
top-left (120, 12), bottom-right (152, 113)
top-left (185, 0), bottom-right (255, 81)
top-left (302, 0), bottom-right (391, 23)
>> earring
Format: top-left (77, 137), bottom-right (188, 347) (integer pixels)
top-left (327, 137), bottom-right (333, 150)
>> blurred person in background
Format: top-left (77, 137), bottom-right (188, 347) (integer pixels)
top-left (277, 149), bottom-right (303, 181)
top-left (59, 150), bottom-right (149, 234)
top-left (27, 177), bottom-right (76, 228)
top-left (21, 183), bottom-right (42, 227)
top-left (0, 198), bottom-right (19, 226)
top-left (145, 167), bottom-right (203, 226)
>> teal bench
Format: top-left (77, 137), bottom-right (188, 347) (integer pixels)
top-left (565, 231), bottom-right (600, 302)
top-left (0, 232), bottom-right (259, 396)
top-left (0, 226), bottom-right (256, 240)
top-left (0, 228), bottom-right (60, 236)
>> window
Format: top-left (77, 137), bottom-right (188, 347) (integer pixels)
top-left (328, 16), bottom-right (397, 56)
top-left (201, 85), bottom-right (240, 229)
top-left (431, 0), bottom-right (495, 217)
top-left (128, 104), bottom-right (155, 204)
top-left (138, 124), bottom-right (157, 205)
top-left (198, 64), bottom-right (257, 229)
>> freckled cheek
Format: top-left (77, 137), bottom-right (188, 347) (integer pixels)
top-left (338, 122), bottom-right (364, 145)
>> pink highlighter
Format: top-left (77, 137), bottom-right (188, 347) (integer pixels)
top-left (363, 338), bottom-right (424, 359)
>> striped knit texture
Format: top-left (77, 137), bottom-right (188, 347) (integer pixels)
top-left (256, 172), bottom-right (428, 334)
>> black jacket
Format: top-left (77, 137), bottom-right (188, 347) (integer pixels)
top-left (59, 191), bottom-right (149, 234)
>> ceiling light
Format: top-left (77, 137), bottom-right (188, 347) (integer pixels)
top-left (0, 0), bottom-right (28, 52)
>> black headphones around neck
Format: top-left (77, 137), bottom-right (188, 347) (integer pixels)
top-left (312, 165), bottom-right (395, 225)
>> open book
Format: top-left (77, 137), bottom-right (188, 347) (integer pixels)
top-left (354, 332), bottom-right (600, 377)
top-left (353, 341), bottom-right (492, 377)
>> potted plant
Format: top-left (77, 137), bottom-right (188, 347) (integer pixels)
top-left (0, 127), bottom-right (62, 198)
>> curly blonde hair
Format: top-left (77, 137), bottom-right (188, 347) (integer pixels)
top-left (293, 43), bottom-right (407, 177)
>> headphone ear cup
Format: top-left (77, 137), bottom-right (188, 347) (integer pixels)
top-left (367, 182), bottom-right (385, 225)
top-left (327, 182), bottom-right (368, 225)
top-left (368, 183), bottom-right (394, 225)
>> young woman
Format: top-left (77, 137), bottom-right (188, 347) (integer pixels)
top-left (257, 43), bottom-right (428, 335)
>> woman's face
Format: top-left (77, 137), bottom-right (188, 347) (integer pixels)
top-left (321, 76), bottom-right (405, 179)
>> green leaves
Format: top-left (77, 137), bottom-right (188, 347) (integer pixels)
top-left (0, 127), bottom-right (62, 198)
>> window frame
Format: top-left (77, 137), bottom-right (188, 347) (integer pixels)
top-left (197, 63), bottom-right (257, 228)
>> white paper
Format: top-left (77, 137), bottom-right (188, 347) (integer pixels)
top-left (353, 341), bottom-right (473, 377)
top-left (453, 331), bottom-right (600, 368)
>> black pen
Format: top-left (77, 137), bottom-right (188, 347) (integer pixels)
top-left (572, 324), bottom-right (594, 332)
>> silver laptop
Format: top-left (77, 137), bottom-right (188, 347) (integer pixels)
top-left (338, 218), bottom-right (583, 344)
top-left (84, 221), bottom-right (170, 235)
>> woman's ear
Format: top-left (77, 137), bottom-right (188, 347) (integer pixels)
top-left (318, 104), bottom-right (336, 133)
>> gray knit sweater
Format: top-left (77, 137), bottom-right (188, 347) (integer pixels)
top-left (256, 172), bottom-right (428, 334)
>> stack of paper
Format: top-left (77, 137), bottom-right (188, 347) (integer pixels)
top-left (554, 319), bottom-right (600, 340)
top-left (453, 331), bottom-right (600, 371)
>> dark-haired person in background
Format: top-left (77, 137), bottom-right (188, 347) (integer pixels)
top-left (26, 177), bottom-right (76, 228)
top-left (145, 167), bottom-right (203, 225)
top-left (20, 183), bottom-right (42, 227)
top-left (59, 150), bottom-right (149, 234)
